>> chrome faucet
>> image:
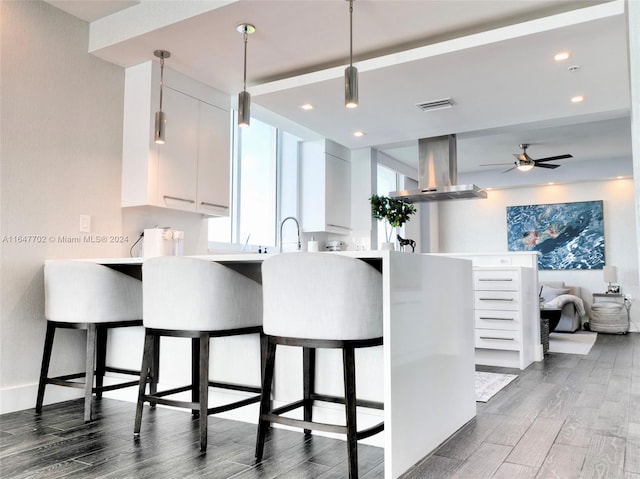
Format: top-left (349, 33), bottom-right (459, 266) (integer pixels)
top-left (279, 216), bottom-right (301, 253)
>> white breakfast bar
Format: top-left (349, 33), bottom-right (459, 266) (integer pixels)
top-left (77, 251), bottom-right (476, 478)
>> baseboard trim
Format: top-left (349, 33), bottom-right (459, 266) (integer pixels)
top-left (0, 383), bottom-right (83, 415)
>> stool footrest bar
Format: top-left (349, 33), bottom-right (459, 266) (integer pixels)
top-left (207, 394), bottom-right (261, 415)
top-left (262, 413), bottom-right (348, 435)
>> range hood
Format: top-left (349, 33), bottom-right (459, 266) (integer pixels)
top-left (391, 134), bottom-right (486, 202)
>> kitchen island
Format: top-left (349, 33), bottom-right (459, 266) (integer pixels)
top-left (76, 251), bottom-right (476, 479)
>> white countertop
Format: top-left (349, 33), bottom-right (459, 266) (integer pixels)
top-left (52, 250), bottom-right (395, 265)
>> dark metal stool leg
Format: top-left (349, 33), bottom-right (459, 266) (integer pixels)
top-left (343, 346), bottom-right (358, 479)
top-left (192, 337), bottom-right (200, 416)
top-left (303, 347), bottom-right (316, 436)
top-left (95, 326), bottom-right (108, 399)
top-left (256, 340), bottom-right (277, 461)
top-left (36, 322), bottom-right (56, 413)
top-left (259, 334), bottom-right (270, 419)
top-left (150, 335), bottom-right (160, 406)
top-left (84, 324), bottom-right (97, 422)
top-left (134, 331), bottom-right (155, 437)
top-left (199, 332), bottom-right (209, 452)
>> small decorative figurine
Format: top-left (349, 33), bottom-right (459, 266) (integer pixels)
top-left (397, 234), bottom-right (416, 252)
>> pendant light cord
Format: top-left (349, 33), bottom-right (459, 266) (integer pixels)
top-left (243, 28), bottom-right (248, 92)
top-left (349, 0), bottom-right (354, 67)
top-left (159, 55), bottom-right (165, 111)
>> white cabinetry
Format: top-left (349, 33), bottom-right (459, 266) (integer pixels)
top-left (121, 61), bottom-right (230, 216)
top-left (301, 139), bottom-right (351, 234)
top-left (473, 266), bottom-right (536, 370)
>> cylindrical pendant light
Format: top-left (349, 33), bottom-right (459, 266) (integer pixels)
top-left (345, 0), bottom-right (358, 108)
top-left (237, 24), bottom-right (255, 127)
top-left (154, 50), bottom-right (170, 144)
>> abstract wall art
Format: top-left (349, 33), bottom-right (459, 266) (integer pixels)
top-left (507, 200), bottom-right (604, 270)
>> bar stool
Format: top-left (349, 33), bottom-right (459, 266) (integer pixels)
top-left (134, 256), bottom-right (263, 452)
top-left (256, 253), bottom-right (384, 479)
top-left (37, 261), bottom-right (143, 422)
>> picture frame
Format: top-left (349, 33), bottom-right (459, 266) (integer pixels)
top-left (506, 200), bottom-right (605, 270)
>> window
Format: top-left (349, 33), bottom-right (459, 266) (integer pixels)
top-left (237, 119), bottom-right (277, 246)
top-left (376, 164), bottom-right (407, 248)
top-left (208, 115), bottom-right (301, 250)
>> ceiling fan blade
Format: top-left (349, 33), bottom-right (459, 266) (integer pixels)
top-left (534, 163), bottom-right (560, 169)
top-left (502, 166), bottom-right (517, 173)
top-left (534, 154), bottom-right (573, 163)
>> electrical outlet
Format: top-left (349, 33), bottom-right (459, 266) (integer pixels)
top-left (79, 215), bottom-right (91, 233)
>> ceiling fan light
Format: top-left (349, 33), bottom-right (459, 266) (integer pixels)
top-left (517, 163), bottom-right (534, 172)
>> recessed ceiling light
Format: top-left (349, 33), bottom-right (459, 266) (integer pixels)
top-left (547, 182), bottom-right (555, 185)
top-left (301, 103), bottom-right (314, 110)
top-left (353, 130), bottom-right (365, 137)
top-left (571, 95), bottom-right (585, 103)
top-left (617, 176), bottom-right (625, 179)
top-left (554, 51), bottom-right (570, 62)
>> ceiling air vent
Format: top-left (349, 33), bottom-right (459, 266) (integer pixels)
top-left (416, 98), bottom-right (454, 112)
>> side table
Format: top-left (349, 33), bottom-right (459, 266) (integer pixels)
top-left (540, 307), bottom-right (562, 332)
top-left (540, 307), bottom-right (562, 354)
top-left (591, 293), bottom-right (629, 334)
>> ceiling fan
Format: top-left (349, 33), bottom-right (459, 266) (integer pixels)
top-left (482, 144), bottom-right (573, 173)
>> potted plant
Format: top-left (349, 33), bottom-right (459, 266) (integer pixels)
top-left (369, 194), bottom-right (416, 250)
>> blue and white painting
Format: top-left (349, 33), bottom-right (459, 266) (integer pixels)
top-left (507, 200), bottom-right (604, 270)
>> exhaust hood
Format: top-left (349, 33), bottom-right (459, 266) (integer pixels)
top-left (390, 134), bottom-right (486, 202)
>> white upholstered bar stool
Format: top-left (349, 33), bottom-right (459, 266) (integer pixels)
top-left (37, 261), bottom-right (143, 422)
top-left (134, 256), bottom-right (263, 452)
top-left (256, 253), bottom-right (384, 479)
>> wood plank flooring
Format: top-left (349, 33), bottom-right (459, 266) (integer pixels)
top-left (406, 333), bottom-right (640, 479)
top-left (1, 333), bottom-right (638, 478)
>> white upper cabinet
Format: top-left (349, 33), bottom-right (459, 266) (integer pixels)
top-left (156, 88), bottom-right (199, 212)
top-left (301, 139), bottom-right (351, 234)
top-left (121, 61), bottom-right (230, 216)
top-left (196, 102), bottom-right (231, 215)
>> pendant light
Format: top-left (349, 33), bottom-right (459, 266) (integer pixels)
top-left (237, 23), bottom-right (256, 127)
top-left (153, 50), bottom-right (170, 144)
top-left (345, 0), bottom-right (358, 108)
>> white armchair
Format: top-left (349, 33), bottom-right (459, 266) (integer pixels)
top-left (541, 281), bottom-right (584, 332)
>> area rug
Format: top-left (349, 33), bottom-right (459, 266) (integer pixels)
top-left (475, 371), bottom-right (518, 402)
top-left (548, 331), bottom-right (597, 355)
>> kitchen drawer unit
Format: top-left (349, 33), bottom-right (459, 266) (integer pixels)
top-left (473, 269), bottom-right (519, 291)
top-left (473, 266), bottom-right (535, 369)
top-left (475, 309), bottom-right (521, 331)
top-left (475, 329), bottom-right (521, 351)
top-left (474, 291), bottom-right (520, 310)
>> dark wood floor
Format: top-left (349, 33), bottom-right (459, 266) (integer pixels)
top-left (1, 333), bottom-right (638, 478)
top-left (406, 333), bottom-right (640, 479)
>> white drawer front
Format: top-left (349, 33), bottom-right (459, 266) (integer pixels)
top-left (475, 329), bottom-right (521, 351)
top-left (473, 270), bottom-right (519, 291)
top-left (475, 310), bottom-right (520, 330)
top-left (474, 291), bottom-right (519, 310)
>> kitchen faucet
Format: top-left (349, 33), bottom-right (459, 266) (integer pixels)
top-left (279, 216), bottom-right (301, 253)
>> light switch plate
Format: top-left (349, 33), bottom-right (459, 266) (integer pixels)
top-left (79, 215), bottom-right (91, 233)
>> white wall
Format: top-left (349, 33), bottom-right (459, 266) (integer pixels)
top-left (0, 0), bottom-right (130, 412)
top-left (0, 1), bottom-right (213, 414)
top-left (438, 178), bottom-right (640, 330)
